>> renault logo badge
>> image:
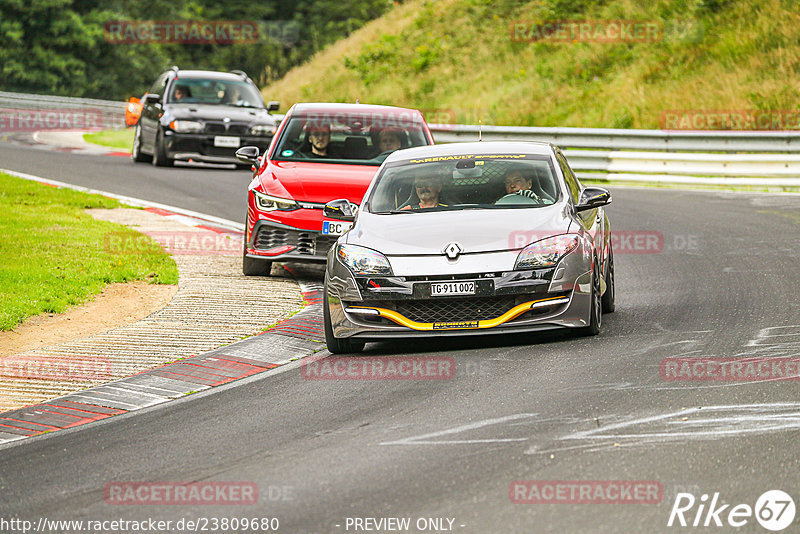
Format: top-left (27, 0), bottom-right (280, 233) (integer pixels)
top-left (443, 242), bottom-right (463, 259)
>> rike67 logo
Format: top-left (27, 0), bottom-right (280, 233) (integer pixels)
top-left (668, 490), bottom-right (796, 531)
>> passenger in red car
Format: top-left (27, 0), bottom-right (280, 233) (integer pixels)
top-left (371, 126), bottom-right (407, 155)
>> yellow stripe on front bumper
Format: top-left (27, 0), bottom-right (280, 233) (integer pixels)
top-left (348, 296), bottom-right (568, 331)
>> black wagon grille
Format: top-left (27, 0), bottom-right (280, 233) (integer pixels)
top-left (255, 226), bottom-right (338, 256)
top-left (204, 122), bottom-right (249, 135)
top-left (395, 296), bottom-right (518, 323)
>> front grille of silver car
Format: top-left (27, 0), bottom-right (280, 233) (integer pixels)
top-left (395, 296), bottom-right (518, 323)
top-left (255, 226), bottom-right (338, 256)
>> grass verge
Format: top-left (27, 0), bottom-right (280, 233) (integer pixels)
top-left (0, 172), bottom-right (178, 331)
top-left (83, 129), bottom-right (134, 151)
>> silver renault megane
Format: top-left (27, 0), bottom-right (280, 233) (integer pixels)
top-left (322, 141), bottom-right (615, 353)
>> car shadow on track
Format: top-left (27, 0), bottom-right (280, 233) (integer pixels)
top-left (358, 314), bottom-right (623, 356)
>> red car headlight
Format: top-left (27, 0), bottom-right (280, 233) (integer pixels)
top-left (253, 190), bottom-right (299, 211)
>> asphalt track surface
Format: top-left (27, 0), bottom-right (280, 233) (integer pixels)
top-left (2, 140), bottom-right (800, 533)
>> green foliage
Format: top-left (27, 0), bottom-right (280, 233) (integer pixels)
top-left (412, 43), bottom-right (439, 72)
top-left (343, 34), bottom-right (401, 85)
top-left (265, 0), bottom-right (800, 129)
top-left (0, 0), bottom-right (395, 99)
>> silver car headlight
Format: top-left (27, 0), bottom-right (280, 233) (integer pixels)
top-left (515, 234), bottom-right (580, 269)
top-left (169, 120), bottom-right (204, 133)
top-left (249, 124), bottom-right (276, 136)
top-left (337, 244), bottom-right (392, 275)
top-left (253, 190), bottom-right (299, 211)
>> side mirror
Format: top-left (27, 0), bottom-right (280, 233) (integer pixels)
top-left (267, 101), bottom-right (280, 112)
top-left (324, 199), bottom-right (358, 221)
top-left (236, 146), bottom-right (260, 165)
top-left (143, 93), bottom-right (161, 105)
top-left (575, 187), bottom-right (611, 212)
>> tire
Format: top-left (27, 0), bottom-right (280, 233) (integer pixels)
top-left (601, 245), bottom-right (616, 313)
top-left (242, 245), bottom-right (272, 276)
top-left (131, 124), bottom-right (151, 163)
top-left (323, 281), bottom-right (365, 354)
top-left (152, 128), bottom-right (173, 167)
top-left (577, 261), bottom-right (602, 336)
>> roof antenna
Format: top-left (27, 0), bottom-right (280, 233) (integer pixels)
top-left (478, 119), bottom-right (482, 141)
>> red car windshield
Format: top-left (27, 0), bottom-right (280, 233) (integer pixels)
top-left (273, 111), bottom-right (430, 166)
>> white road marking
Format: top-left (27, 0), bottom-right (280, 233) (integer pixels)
top-left (564, 402), bottom-right (800, 442)
top-left (380, 413), bottom-right (537, 446)
top-left (746, 325), bottom-right (800, 346)
top-left (0, 168), bottom-right (244, 231)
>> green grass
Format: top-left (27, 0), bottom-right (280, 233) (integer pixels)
top-left (0, 172), bottom-right (178, 331)
top-left (83, 129), bottom-right (134, 151)
top-left (263, 0), bottom-right (800, 129)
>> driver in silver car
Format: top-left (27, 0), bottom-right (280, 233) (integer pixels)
top-left (503, 164), bottom-right (542, 201)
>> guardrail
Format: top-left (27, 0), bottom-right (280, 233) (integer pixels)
top-left (0, 91), bottom-right (126, 130)
top-left (429, 124), bottom-right (800, 153)
top-left (2, 91), bottom-right (799, 185)
top-left (429, 123), bottom-right (800, 186)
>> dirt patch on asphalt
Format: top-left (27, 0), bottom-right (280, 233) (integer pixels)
top-left (0, 281), bottom-right (178, 357)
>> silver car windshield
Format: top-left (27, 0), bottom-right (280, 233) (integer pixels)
top-left (367, 155), bottom-right (560, 213)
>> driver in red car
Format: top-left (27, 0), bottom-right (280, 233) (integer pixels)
top-left (303, 121), bottom-right (339, 158)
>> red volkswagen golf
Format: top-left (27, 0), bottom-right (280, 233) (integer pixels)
top-left (237, 103), bottom-right (434, 275)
